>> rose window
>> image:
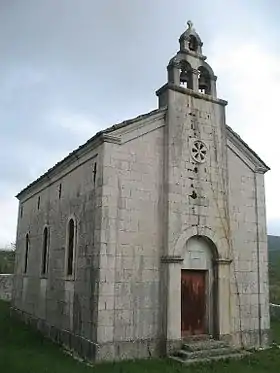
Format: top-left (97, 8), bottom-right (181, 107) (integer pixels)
top-left (191, 140), bottom-right (207, 163)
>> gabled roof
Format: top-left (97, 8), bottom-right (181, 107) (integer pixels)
top-left (16, 106), bottom-right (269, 200)
top-left (16, 107), bottom-right (166, 200)
top-left (226, 125), bottom-right (270, 173)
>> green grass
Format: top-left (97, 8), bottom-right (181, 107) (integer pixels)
top-left (1, 300), bottom-right (280, 373)
top-left (271, 320), bottom-right (280, 344)
top-left (0, 249), bottom-right (15, 274)
top-left (269, 249), bottom-right (280, 304)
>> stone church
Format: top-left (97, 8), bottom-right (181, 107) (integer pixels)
top-left (12, 22), bottom-right (270, 362)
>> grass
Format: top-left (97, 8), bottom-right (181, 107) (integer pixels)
top-left (1, 300), bottom-right (280, 373)
top-left (0, 249), bottom-right (15, 274)
top-left (271, 319), bottom-right (280, 344)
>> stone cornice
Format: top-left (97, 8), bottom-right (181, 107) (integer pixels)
top-left (255, 166), bottom-right (269, 174)
top-left (213, 258), bottom-right (233, 265)
top-left (16, 107), bottom-right (166, 201)
top-left (156, 83), bottom-right (228, 106)
top-left (178, 48), bottom-right (207, 61)
top-left (161, 255), bottom-right (184, 264)
top-left (101, 133), bottom-right (121, 144)
top-left (226, 126), bottom-right (270, 173)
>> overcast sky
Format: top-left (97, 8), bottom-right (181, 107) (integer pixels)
top-left (0, 0), bottom-right (279, 247)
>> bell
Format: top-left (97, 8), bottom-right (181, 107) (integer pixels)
top-left (199, 74), bottom-right (209, 91)
top-left (180, 69), bottom-right (189, 83)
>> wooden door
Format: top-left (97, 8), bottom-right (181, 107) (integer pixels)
top-left (181, 270), bottom-right (206, 336)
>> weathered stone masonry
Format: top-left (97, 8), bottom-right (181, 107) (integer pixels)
top-left (12, 22), bottom-right (270, 362)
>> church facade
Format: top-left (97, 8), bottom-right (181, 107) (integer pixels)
top-left (12, 22), bottom-right (270, 361)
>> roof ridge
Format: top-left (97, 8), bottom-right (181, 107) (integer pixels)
top-left (16, 107), bottom-right (166, 199)
top-left (226, 124), bottom-right (270, 171)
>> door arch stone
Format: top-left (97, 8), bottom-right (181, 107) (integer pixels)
top-left (181, 235), bottom-right (219, 337)
top-left (172, 225), bottom-right (222, 258)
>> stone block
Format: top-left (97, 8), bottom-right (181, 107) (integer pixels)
top-left (99, 296), bottom-right (115, 312)
top-left (115, 268), bottom-right (137, 283)
top-left (98, 310), bottom-right (114, 326)
top-left (99, 270), bottom-right (115, 283)
top-left (99, 254), bottom-right (115, 270)
top-left (99, 282), bottom-right (114, 297)
top-left (97, 325), bottom-right (114, 343)
top-left (114, 295), bottom-right (131, 310)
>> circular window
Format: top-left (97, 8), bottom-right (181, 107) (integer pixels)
top-left (191, 140), bottom-right (207, 163)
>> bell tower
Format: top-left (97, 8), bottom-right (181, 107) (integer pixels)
top-left (158, 22), bottom-right (232, 352)
top-left (157, 20), bottom-right (218, 106)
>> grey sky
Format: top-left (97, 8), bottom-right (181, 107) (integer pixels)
top-left (1, 0), bottom-right (279, 247)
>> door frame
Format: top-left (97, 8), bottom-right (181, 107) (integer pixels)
top-left (181, 268), bottom-right (207, 337)
top-left (180, 235), bottom-right (220, 339)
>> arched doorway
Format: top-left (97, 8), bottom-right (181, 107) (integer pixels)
top-left (181, 235), bottom-right (218, 338)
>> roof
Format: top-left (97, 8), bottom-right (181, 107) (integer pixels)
top-left (226, 125), bottom-right (270, 171)
top-left (16, 107), bottom-right (269, 200)
top-left (16, 107), bottom-right (166, 200)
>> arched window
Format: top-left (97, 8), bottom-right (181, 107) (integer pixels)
top-left (180, 61), bottom-right (193, 89)
top-left (24, 233), bottom-right (29, 273)
top-left (66, 219), bottom-right (75, 276)
top-left (41, 227), bottom-right (49, 275)
top-left (188, 35), bottom-right (198, 52)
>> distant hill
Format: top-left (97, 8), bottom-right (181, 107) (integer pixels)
top-left (268, 235), bottom-right (280, 253)
top-left (268, 235), bottom-right (280, 304)
top-left (0, 250), bottom-right (15, 274)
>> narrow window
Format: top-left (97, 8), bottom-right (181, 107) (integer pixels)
top-left (93, 162), bottom-right (97, 185)
top-left (20, 205), bottom-right (23, 218)
top-left (58, 183), bottom-right (62, 199)
top-left (41, 227), bottom-right (49, 275)
top-left (24, 233), bottom-right (29, 273)
top-left (67, 219), bottom-right (75, 276)
top-left (37, 196), bottom-right (41, 210)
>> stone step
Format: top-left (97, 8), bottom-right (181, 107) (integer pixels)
top-left (170, 351), bottom-right (251, 365)
top-left (176, 346), bottom-right (239, 360)
top-left (182, 339), bottom-right (229, 352)
top-left (183, 334), bottom-right (210, 342)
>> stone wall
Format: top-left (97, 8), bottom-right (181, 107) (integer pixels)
top-left (96, 111), bottom-right (165, 360)
top-left (228, 142), bottom-right (270, 347)
top-left (12, 142), bottom-right (104, 344)
top-left (11, 85), bottom-right (270, 361)
top-left (0, 274), bottom-right (13, 301)
top-left (159, 87), bottom-right (233, 347)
